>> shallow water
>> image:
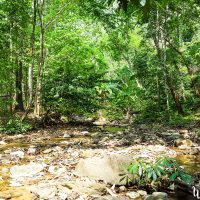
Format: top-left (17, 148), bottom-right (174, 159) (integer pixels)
top-left (0, 125), bottom-right (199, 200)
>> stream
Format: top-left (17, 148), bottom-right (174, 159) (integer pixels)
top-left (0, 125), bottom-right (199, 200)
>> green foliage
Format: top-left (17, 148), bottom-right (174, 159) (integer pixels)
top-left (121, 157), bottom-right (194, 190)
top-left (0, 118), bottom-right (32, 134)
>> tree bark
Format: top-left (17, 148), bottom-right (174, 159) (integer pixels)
top-left (152, 9), bottom-right (184, 115)
top-left (34, 0), bottom-right (44, 117)
top-left (22, 0), bottom-right (37, 120)
top-left (15, 60), bottom-right (24, 111)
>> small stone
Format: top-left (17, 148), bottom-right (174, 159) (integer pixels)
top-left (1, 168), bottom-right (9, 173)
top-left (134, 139), bottom-right (141, 144)
top-left (63, 134), bottom-right (71, 138)
top-left (137, 190), bottom-right (147, 196)
top-left (152, 192), bottom-right (168, 199)
top-left (57, 186), bottom-right (71, 200)
top-left (179, 129), bottom-right (189, 134)
top-left (0, 191), bottom-right (11, 199)
top-left (9, 181), bottom-right (23, 187)
top-left (145, 192), bottom-right (168, 200)
top-left (4, 150), bottom-right (11, 154)
top-left (178, 145), bottom-right (191, 150)
top-left (48, 166), bottom-right (66, 175)
top-left (43, 148), bottom-right (52, 154)
top-left (81, 131), bottom-right (89, 135)
top-left (126, 191), bottom-right (140, 199)
top-left (0, 141), bottom-right (7, 145)
top-left (30, 184), bottom-right (57, 199)
top-left (119, 186), bottom-right (127, 192)
top-left (10, 162), bottom-right (45, 178)
top-left (27, 147), bottom-right (37, 154)
top-left (54, 146), bottom-right (63, 152)
top-left (10, 150), bottom-right (24, 158)
top-left (175, 139), bottom-right (193, 147)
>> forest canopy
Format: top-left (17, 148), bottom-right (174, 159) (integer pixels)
top-left (0, 0), bottom-right (200, 127)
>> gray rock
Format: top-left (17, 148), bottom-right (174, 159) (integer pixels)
top-left (10, 162), bottom-right (45, 178)
top-left (0, 141), bottom-right (7, 145)
top-left (48, 165), bottom-right (66, 175)
top-left (137, 190), bottom-right (147, 196)
top-left (119, 186), bottom-right (127, 192)
top-left (175, 139), bottom-right (193, 147)
top-left (95, 196), bottom-right (130, 200)
top-left (126, 191), bottom-right (140, 199)
top-left (144, 192), bottom-right (168, 200)
top-left (43, 148), bottom-right (52, 154)
top-left (63, 134), bottom-right (71, 138)
top-left (10, 151), bottom-right (24, 158)
top-left (30, 184), bottom-right (57, 199)
top-left (75, 153), bottom-right (134, 185)
top-left (27, 147), bottom-right (37, 154)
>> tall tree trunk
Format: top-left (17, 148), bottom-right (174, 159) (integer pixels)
top-left (152, 9), bottom-right (184, 115)
top-left (34, 0), bottom-right (44, 117)
top-left (22, 0), bottom-right (37, 120)
top-left (15, 60), bottom-right (24, 111)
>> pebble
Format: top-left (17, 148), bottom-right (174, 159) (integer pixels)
top-left (0, 141), bottom-right (7, 145)
top-left (43, 148), bottom-right (52, 154)
top-left (10, 150), bottom-right (24, 158)
top-left (27, 147), bottom-right (37, 154)
top-left (126, 191), bottom-right (140, 199)
top-left (119, 186), bottom-right (127, 192)
top-left (63, 134), bottom-right (71, 138)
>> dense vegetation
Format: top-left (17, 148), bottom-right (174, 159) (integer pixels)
top-left (0, 0), bottom-right (200, 129)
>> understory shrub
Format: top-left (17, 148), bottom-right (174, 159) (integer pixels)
top-left (0, 118), bottom-right (32, 134)
top-left (121, 157), bottom-right (194, 191)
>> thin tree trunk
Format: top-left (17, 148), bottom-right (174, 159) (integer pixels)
top-left (22, 0), bottom-right (37, 120)
top-left (34, 0), bottom-right (45, 117)
top-left (15, 60), bottom-right (24, 111)
top-left (153, 9), bottom-right (184, 115)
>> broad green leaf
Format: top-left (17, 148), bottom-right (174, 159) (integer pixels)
top-left (169, 172), bottom-right (177, 182)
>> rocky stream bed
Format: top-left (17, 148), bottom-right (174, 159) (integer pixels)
top-left (0, 125), bottom-right (199, 200)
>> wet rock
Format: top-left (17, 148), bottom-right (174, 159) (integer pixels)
top-left (66, 179), bottom-right (106, 195)
top-left (160, 132), bottom-right (180, 140)
top-left (144, 192), bottom-right (168, 200)
top-left (0, 141), bottom-right (7, 145)
top-left (57, 187), bottom-right (70, 200)
top-left (4, 150), bottom-right (11, 154)
top-left (81, 131), bottom-right (90, 135)
top-left (179, 129), bottom-right (189, 134)
top-left (134, 139), bottom-right (141, 144)
top-left (119, 186), bottom-right (127, 192)
top-left (95, 196), bottom-right (130, 200)
top-left (63, 133), bottom-right (71, 138)
top-left (75, 153), bottom-right (133, 185)
top-left (48, 165), bottom-right (66, 176)
top-left (0, 191), bottom-right (11, 199)
top-left (137, 190), bottom-right (147, 196)
top-left (178, 145), bottom-right (191, 150)
top-left (126, 191), bottom-right (140, 199)
top-left (175, 139), bottom-right (193, 147)
top-left (30, 183), bottom-right (57, 199)
top-left (54, 146), bottom-right (63, 153)
top-left (10, 162), bottom-right (45, 178)
top-left (10, 150), bottom-right (24, 159)
top-left (43, 148), bottom-right (52, 154)
top-left (0, 187), bottom-right (34, 200)
top-left (27, 147), bottom-right (36, 154)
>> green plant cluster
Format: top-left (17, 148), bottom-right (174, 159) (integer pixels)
top-left (121, 157), bottom-right (194, 191)
top-left (0, 118), bottom-right (32, 134)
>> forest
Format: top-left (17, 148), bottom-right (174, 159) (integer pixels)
top-left (0, 0), bottom-right (200, 200)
